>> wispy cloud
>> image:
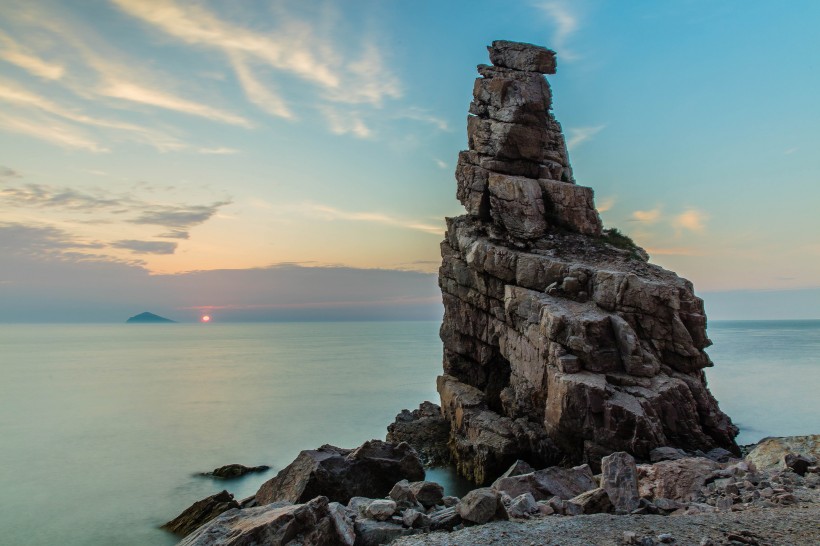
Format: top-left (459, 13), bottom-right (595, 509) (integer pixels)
top-left (396, 108), bottom-right (450, 131)
top-left (0, 79), bottom-right (187, 151)
top-left (673, 208), bottom-right (708, 233)
top-left (0, 183), bottom-right (124, 210)
top-left (197, 147), bottom-right (239, 155)
top-left (298, 203), bottom-right (444, 235)
top-left (100, 80), bottom-right (252, 128)
top-left (630, 208), bottom-right (662, 223)
top-left (157, 229), bottom-right (190, 240)
top-left (130, 200), bottom-right (231, 229)
top-left (228, 51), bottom-right (293, 120)
top-left (433, 158), bottom-right (448, 170)
top-left (321, 106), bottom-right (372, 139)
top-left (111, 239), bottom-right (177, 255)
top-left (596, 196), bottom-right (615, 212)
top-left (0, 31), bottom-right (64, 80)
top-left (110, 0), bottom-right (339, 88)
top-left (644, 246), bottom-right (702, 256)
top-left (0, 111), bottom-right (106, 152)
top-left (0, 165), bottom-right (21, 179)
top-left (566, 125), bottom-right (605, 150)
top-left (535, 1), bottom-right (581, 60)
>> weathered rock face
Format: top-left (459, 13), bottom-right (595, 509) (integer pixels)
top-left (163, 490), bottom-right (240, 536)
top-left (255, 440), bottom-right (424, 505)
top-left (438, 40), bottom-right (738, 483)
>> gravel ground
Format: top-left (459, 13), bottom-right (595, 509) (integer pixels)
top-left (392, 503), bottom-right (820, 546)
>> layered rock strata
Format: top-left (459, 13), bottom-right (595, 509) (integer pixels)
top-left (438, 40), bottom-right (738, 484)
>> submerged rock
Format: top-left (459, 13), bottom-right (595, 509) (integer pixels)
top-left (162, 490), bottom-right (240, 536)
top-left (255, 440), bottom-right (424, 505)
top-left (203, 464), bottom-right (270, 479)
top-left (437, 39), bottom-right (738, 483)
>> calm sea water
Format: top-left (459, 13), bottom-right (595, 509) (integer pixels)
top-left (0, 320), bottom-right (817, 545)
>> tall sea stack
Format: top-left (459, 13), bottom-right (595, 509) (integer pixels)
top-left (437, 40), bottom-right (738, 484)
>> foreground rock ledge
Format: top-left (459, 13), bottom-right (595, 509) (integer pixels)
top-left (436, 39), bottom-right (738, 483)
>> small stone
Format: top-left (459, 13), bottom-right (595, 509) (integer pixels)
top-left (402, 508), bottom-right (431, 529)
top-left (784, 452), bottom-right (815, 476)
top-left (657, 534), bottom-right (674, 544)
top-left (623, 531), bottom-right (638, 544)
top-left (408, 481), bottom-right (444, 509)
top-left (566, 487), bottom-right (612, 515)
top-left (366, 499), bottom-right (397, 521)
top-left (507, 492), bottom-right (538, 518)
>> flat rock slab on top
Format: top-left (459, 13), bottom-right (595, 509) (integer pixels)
top-left (488, 40), bottom-right (557, 74)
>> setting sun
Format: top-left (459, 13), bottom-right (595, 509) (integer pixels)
top-left (201, 315), bottom-right (211, 323)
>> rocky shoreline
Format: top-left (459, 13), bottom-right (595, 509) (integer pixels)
top-left (165, 431), bottom-right (819, 545)
top-left (162, 40), bottom-right (819, 545)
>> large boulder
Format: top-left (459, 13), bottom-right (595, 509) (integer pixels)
top-left (456, 487), bottom-right (507, 524)
top-left (601, 451), bottom-right (640, 513)
top-left (178, 496), bottom-right (350, 546)
top-left (637, 457), bottom-right (721, 502)
top-left (492, 464), bottom-right (597, 501)
top-left (162, 490), bottom-right (240, 536)
top-left (745, 435), bottom-right (820, 470)
top-left (386, 402), bottom-right (451, 466)
top-left (256, 440), bottom-right (424, 505)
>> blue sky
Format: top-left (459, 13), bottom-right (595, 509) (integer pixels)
top-left (1, 0), bottom-right (819, 321)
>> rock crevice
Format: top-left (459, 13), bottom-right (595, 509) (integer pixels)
top-left (438, 40), bottom-right (738, 483)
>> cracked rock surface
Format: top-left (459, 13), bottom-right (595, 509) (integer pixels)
top-left (438, 39), bottom-right (738, 484)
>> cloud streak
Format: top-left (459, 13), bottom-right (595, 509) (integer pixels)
top-left (566, 125), bottom-right (605, 150)
top-left (0, 31), bottom-right (64, 80)
top-left (535, 1), bottom-right (581, 59)
top-left (111, 239), bottom-right (177, 255)
top-left (299, 203), bottom-right (444, 235)
top-left (630, 208), bottom-right (662, 223)
top-left (674, 209), bottom-right (708, 233)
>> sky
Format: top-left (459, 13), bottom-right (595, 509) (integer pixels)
top-left (1, 0), bottom-right (819, 322)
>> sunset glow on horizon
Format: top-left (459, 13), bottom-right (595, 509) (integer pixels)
top-left (2, 1), bottom-right (820, 322)
top-left (200, 315), bottom-right (211, 323)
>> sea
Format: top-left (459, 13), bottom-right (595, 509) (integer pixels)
top-left (0, 320), bottom-right (818, 546)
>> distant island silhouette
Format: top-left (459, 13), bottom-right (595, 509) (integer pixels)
top-left (126, 312), bottom-right (176, 323)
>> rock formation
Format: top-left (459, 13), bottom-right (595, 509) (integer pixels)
top-left (437, 40), bottom-right (738, 483)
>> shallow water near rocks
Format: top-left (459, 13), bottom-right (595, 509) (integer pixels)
top-left (0, 320), bottom-right (817, 545)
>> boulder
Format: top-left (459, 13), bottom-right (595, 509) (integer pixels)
top-left (492, 464), bottom-right (597, 501)
top-left (507, 492), bottom-right (539, 518)
top-left (402, 509), bottom-right (431, 529)
top-left (637, 457), bottom-right (720, 502)
top-left (457, 487), bottom-right (506, 524)
top-left (428, 506), bottom-right (462, 531)
top-left (487, 40), bottom-right (557, 74)
top-left (407, 481), bottom-right (444, 509)
top-left (178, 496), bottom-right (343, 546)
top-left (162, 490), bottom-right (240, 536)
top-left (204, 464), bottom-right (270, 479)
top-left (499, 460), bottom-right (536, 478)
top-left (386, 402), bottom-right (451, 466)
top-left (365, 499), bottom-right (397, 521)
top-left (255, 440), bottom-right (424, 505)
top-left (745, 435), bottom-right (820, 470)
top-left (353, 519), bottom-right (414, 546)
top-left (601, 451), bottom-right (640, 513)
top-left (566, 487), bottom-right (612, 515)
top-left (650, 447), bottom-right (688, 463)
top-left (784, 453), bottom-right (815, 476)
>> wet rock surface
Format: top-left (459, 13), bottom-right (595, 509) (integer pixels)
top-left (202, 464), bottom-right (270, 479)
top-left (163, 490), bottom-right (240, 536)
